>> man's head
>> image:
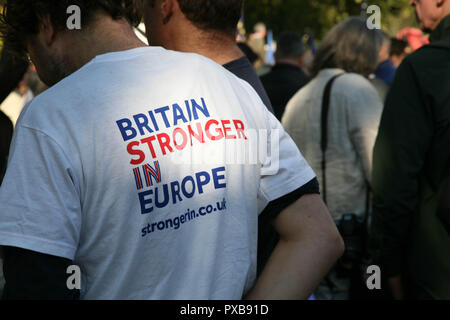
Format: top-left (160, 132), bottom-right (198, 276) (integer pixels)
top-left (252, 22), bottom-right (266, 38)
top-left (390, 38), bottom-right (412, 67)
top-left (312, 17), bottom-right (383, 77)
top-left (0, 0), bottom-right (141, 86)
top-left (410, 0), bottom-right (450, 32)
top-left (274, 32), bottom-right (305, 67)
top-left (141, 0), bottom-right (243, 48)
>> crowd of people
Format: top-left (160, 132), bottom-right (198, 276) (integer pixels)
top-left (0, 0), bottom-right (449, 300)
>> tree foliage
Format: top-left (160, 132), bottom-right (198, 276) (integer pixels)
top-left (244, 0), bottom-right (417, 40)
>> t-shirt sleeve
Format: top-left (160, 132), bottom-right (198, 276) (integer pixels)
top-left (257, 110), bottom-right (317, 214)
top-left (0, 125), bottom-right (81, 261)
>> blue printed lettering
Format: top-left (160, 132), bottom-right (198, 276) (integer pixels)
top-left (117, 118), bottom-right (137, 142)
top-left (212, 167), bottom-right (227, 189)
top-left (139, 190), bottom-right (154, 214)
top-left (196, 171), bottom-right (211, 194)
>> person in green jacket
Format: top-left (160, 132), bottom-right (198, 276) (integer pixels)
top-left (370, 0), bottom-right (450, 300)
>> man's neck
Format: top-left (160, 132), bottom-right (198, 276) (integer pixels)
top-left (167, 27), bottom-right (244, 66)
top-left (62, 16), bottom-right (147, 75)
top-left (430, 13), bottom-right (450, 42)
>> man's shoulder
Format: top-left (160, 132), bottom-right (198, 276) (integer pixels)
top-left (395, 41), bottom-right (450, 99)
top-left (402, 41), bottom-right (450, 72)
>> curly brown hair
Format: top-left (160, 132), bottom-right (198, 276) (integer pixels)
top-left (0, 0), bottom-right (142, 58)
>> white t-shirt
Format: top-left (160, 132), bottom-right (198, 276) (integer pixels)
top-left (0, 47), bottom-right (315, 300)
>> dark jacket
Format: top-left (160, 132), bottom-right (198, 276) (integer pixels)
top-left (370, 15), bottom-right (450, 299)
top-left (260, 63), bottom-right (309, 121)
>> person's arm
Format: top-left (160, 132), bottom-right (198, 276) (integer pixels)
top-left (2, 247), bottom-right (80, 300)
top-left (370, 58), bottom-right (433, 300)
top-left (247, 194), bottom-right (344, 300)
top-left (257, 178), bottom-right (320, 275)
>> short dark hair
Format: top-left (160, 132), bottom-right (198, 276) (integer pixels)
top-left (390, 38), bottom-right (409, 57)
top-left (275, 32), bottom-right (305, 61)
top-left (312, 17), bottom-right (383, 77)
top-left (177, 0), bottom-right (243, 37)
top-left (0, 0), bottom-right (141, 58)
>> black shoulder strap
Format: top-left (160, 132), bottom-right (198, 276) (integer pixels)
top-left (321, 73), bottom-right (343, 204)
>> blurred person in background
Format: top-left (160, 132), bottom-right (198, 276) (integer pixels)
top-left (0, 42), bottom-right (29, 104)
top-left (369, 74), bottom-right (389, 103)
top-left (260, 32), bottom-right (310, 121)
top-left (0, 66), bottom-right (35, 126)
top-left (142, 0), bottom-right (274, 113)
top-left (397, 26), bottom-right (430, 50)
top-left (247, 22), bottom-right (267, 69)
top-left (389, 38), bottom-right (412, 68)
top-left (370, 0), bottom-right (450, 300)
top-left (375, 32), bottom-right (397, 86)
top-left (283, 17), bottom-right (384, 300)
top-left (370, 36), bottom-right (411, 103)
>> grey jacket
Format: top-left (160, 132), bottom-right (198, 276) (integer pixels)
top-left (282, 68), bottom-right (383, 220)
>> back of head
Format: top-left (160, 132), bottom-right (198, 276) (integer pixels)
top-left (275, 31), bottom-right (304, 61)
top-left (311, 16), bottom-right (383, 78)
top-left (176, 0), bottom-right (243, 38)
top-left (0, 0), bottom-right (140, 58)
top-left (390, 38), bottom-right (409, 57)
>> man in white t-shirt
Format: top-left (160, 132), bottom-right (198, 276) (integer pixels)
top-left (0, 0), bottom-right (343, 300)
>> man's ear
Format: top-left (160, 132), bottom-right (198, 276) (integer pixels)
top-left (37, 14), bottom-right (56, 46)
top-left (161, 0), bottom-right (175, 25)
